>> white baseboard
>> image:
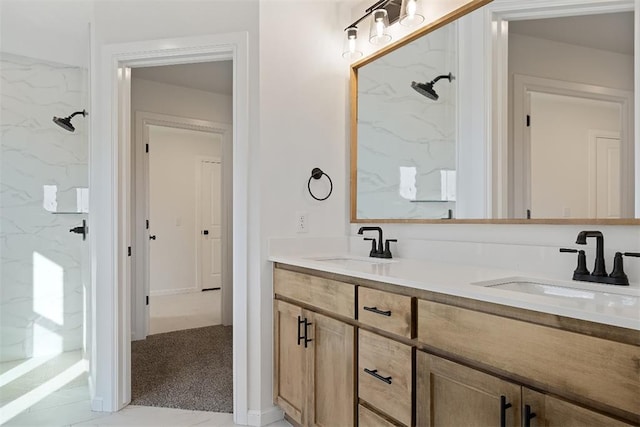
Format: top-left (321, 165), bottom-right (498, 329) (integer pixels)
top-left (247, 406), bottom-right (284, 426)
top-left (149, 287), bottom-right (197, 297)
top-left (90, 397), bottom-right (103, 412)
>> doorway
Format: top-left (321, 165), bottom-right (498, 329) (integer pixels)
top-left (128, 62), bottom-right (234, 412)
top-left (92, 33), bottom-right (250, 421)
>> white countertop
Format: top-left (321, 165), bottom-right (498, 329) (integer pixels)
top-left (269, 254), bottom-right (640, 331)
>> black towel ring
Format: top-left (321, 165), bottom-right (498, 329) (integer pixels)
top-left (307, 167), bottom-right (333, 201)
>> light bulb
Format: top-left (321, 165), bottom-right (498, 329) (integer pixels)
top-left (342, 27), bottom-right (363, 60)
top-left (400, 0), bottom-right (424, 26)
top-left (369, 9), bottom-right (391, 45)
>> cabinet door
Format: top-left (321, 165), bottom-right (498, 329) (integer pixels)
top-left (417, 352), bottom-right (521, 427)
top-left (307, 310), bottom-right (355, 427)
top-left (274, 300), bottom-right (306, 425)
top-left (522, 389), bottom-right (634, 427)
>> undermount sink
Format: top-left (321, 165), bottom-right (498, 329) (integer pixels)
top-left (473, 277), bottom-right (639, 309)
top-left (306, 255), bottom-right (396, 266)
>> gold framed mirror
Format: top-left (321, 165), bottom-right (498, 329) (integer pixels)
top-left (350, 0), bottom-right (639, 225)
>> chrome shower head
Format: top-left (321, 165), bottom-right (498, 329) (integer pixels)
top-left (411, 72), bottom-right (454, 101)
top-left (53, 110), bottom-right (87, 132)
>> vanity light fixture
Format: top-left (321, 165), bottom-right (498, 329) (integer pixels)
top-left (342, 27), bottom-right (363, 60)
top-left (399, 0), bottom-right (424, 26)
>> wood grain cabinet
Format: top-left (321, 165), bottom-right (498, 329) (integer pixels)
top-left (274, 299), bottom-right (355, 427)
top-left (273, 265), bottom-right (639, 427)
top-left (417, 352), bottom-right (634, 427)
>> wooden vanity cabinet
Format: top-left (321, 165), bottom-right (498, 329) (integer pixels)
top-left (417, 352), bottom-right (634, 427)
top-left (273, 275), bottom-right (356, 427)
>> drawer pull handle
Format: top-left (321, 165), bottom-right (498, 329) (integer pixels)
top-left (363, 306), bottom-right (392, 317)
top-left (500, 395), bottom-right (512, 427)
top-left (524, 404), bottom-right (536, 427)
top-left (364, 368), bottom-right (392, 384)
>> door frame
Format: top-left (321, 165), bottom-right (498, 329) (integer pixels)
top-left (512, 74), bottom-right (633, 218)
top-left (485, 0), bottom-right (637, 218)
top-left (91, 32), bottom-right (250, 424)
top-left (132, 113), bottom-right (232, 341)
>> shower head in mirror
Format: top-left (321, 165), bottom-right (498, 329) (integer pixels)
top-left (411, 72), bottom-right (454, 101)
top-left (53, 110), bottom-right (87, 132)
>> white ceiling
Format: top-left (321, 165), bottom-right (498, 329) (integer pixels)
top-left (509, 12), bottom-right (634, 56)
top-left (132, 61), bottom-right (233, 95)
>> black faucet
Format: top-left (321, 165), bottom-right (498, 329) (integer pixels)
top-left (560, 231), bottom-right (640, 286)
top-left (575, 231), bottom-right (606, 277)
top-left (358, 226), bottom-right (396, 259)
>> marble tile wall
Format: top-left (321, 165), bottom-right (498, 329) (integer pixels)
top-left (1, 52), bottom-right (88, 362)
top-left (357, 23), bottom-right (457, 219)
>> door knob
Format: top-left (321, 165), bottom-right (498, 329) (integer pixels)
top-left (149, 235), bottom-right (156, 240)
top-left (69, 219), bottom-right (88, 241)
top-left (203, 230), bottom-right (209, 235)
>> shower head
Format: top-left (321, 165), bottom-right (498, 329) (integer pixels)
top-left (411, 72), bottom-right (454, 101)
top-left (53, 110), bottom-right (87, 132)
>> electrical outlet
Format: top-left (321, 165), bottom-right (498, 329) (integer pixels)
top-left (296, 211), bottom-right (308, 233)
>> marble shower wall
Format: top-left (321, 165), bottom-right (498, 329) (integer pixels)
top-left (357, 23), bottom-right (457, 219)
top-left (1, 53), bottom-right (88, 362)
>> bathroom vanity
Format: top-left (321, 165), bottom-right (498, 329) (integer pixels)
top-left (271, 256), bottom-right (639, 427)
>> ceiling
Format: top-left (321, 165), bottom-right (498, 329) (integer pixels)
top-left (132, 61), bottom-right (233, 95)
top-left (509, 12), bottom-right (634, 56)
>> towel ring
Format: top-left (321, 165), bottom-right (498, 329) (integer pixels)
top-left (307, 168), bottom-right (333, 201)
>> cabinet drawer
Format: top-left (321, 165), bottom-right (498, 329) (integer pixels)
top-left (359, 329), bottom-right (413, 426)
top-left (417, 299), bottom-right (640, 418)
top-left (358, 287), bottom-right (413, 338)
top-left (359, 405), bottom-right (398, 427)
top-left (274, 268), bottom-right (355, 318)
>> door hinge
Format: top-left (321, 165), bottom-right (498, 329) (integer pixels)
top-left (146, 219), bottom-right (149, 229)
top-left (146, 296), bottom-right (149, 305)
top-left (128, 246), bottom-right (132, 256)
top-left (146, 143), bottom-right (149, 153)
top-left (526, 114), bottom-right (531, 127)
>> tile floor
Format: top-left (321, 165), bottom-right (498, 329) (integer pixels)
top-left (149, 289), bottom-right (222, 335)
top-left (1, 351), bottom-right (288, 426)
top-left (2, 291), bottom-right (282, 427)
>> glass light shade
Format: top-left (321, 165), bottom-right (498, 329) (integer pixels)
top-left (399, 0), bottom-right (424, 27)
top-left (342, 27), bottom-right (363, 60)
top-left (369, 9), bottom-right (392, 45)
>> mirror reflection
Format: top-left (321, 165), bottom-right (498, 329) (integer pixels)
top-left (357, 22), bottom-right (457, 220)
top-left (353, 11), bottom-right (636, 221)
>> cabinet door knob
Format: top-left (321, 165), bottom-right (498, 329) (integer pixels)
top-left (297, 316), bottom-right (305, 346)
top-left (500, 395), bottom-right (512, 427)
top-left (524, 404), bottom-right (537, 427)
top-left (303, 320), bottom-right (313, 348)
top-left (363, 368), bottom-right (392, 384)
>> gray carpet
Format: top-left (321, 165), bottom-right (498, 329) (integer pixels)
top-left (131, 325), bottom-right (233, 412)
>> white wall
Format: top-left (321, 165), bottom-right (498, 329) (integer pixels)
top-left (148, 125), bottom-right (220, 294)
top-left (131, 77), bottom-right (232, 124)
top-left (509, 33), bottom-right (634, 92)
top-left (530, 94), bottom-right (620, 218)
top-left (0, 53), bottom-right (88, 362)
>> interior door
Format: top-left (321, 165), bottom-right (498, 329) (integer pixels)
top-left (199, 158), bottom-right (222, 290)
top-left (594, 136), bottom-right (621, 218)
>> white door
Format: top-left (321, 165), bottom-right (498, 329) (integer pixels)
top-left (200, 159), bottom-right (222, 290)
top-left (595, 136), bottom-right (621, 218)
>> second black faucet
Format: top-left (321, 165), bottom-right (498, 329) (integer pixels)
top-left (358, 226), bottom-right (397, 259)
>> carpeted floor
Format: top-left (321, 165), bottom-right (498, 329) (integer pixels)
top-left (131, 325), bottom-right (233, 413)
